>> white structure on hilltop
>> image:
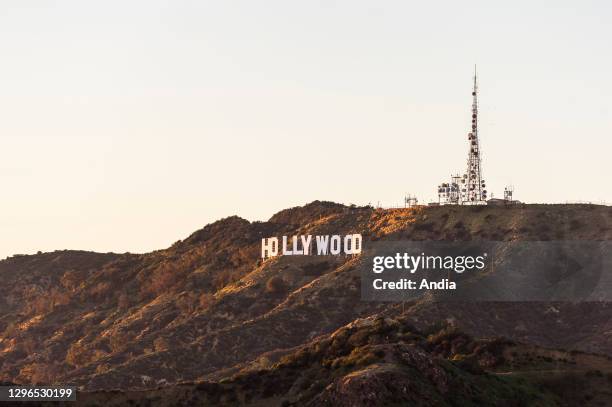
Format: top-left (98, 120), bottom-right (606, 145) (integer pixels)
top-left (437, 67), bottom-right (487, 205)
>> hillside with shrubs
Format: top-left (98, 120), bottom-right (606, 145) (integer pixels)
top-left (0, 201), bottom-right (610, 405)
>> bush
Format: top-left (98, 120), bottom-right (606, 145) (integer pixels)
top-left (65, 343), bottom-right (90, 367)
top-left (199, 293), bottom-right (214, 308)
top-left (146, 266), bottom-right (180, 296)
top-left (265, 276), bottom-right (287, 294)
top-left (117, 293), bottom-right (131, 310)
top-left (60, 270), bottom-right (83, 290)
top-left (153, 336), bottom-right (170, 352)
top-left (212, 269), bottom-right (237, 291)
top-left (90, 282), bottom-right (112, 300)
top-left (414, 222), bottom-right (435, 232)
top-left (176, 292), bottom-right (198, 314)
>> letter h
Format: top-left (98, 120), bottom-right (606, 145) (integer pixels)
top-left (261, 237), bottom-right (279, 259)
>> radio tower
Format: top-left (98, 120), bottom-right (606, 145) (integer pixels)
top-left (462, 66), bottom-right (487, 204)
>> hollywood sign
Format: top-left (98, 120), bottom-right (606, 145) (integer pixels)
top-left (261, 234), bottom-right (362, 259)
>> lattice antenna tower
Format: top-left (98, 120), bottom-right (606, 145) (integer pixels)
top-left (462, 66), bottom-right (487, 204)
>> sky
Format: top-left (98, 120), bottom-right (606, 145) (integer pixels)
top-left (0, 1), bottom-right (610, 258)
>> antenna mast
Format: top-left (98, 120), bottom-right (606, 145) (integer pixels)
top-left (462, 66), bottom-right (487, 204)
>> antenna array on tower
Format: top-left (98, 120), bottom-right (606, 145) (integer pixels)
top-left (436, 67), bottom-right (488, 206)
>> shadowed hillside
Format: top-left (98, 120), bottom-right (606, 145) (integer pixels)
top-left (66, 315), bottom-right (612, 406)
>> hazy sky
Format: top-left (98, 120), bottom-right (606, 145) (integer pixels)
top-left (1, 1), bottom-right (610, 258)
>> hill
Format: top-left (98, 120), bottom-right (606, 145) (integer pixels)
top-left (0, 201), bottom-right (610, 405)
